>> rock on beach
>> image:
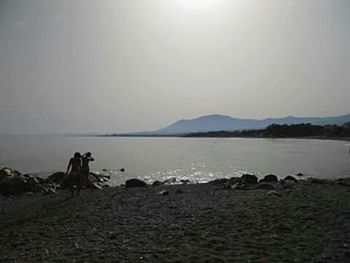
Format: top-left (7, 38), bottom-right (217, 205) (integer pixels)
top-left (240, 174), bottom-right (258, 184)
top-left (125, 178), bottom-right (147, 188)
top-left (259, 174), bottom-right (278, 183)
top-left (0, 168), bottom-right (31, 196)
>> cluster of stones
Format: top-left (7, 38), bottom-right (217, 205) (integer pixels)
top-left (208, 173), bottom-right (350, 194)
top-left (125, 177), bottom-right (191, 188)
top-left (0, 167), bottom-right (110, 196)
top-left (124, 178), bottom-right (186, 196)
top-left (2, 166), bottom-right (350, 198)
top-left (209, 173), bottom-right (288, 190)
top-left (125, 173), bottom-right (350, 191)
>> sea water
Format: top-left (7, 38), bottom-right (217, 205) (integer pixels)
top-left (0, 135), bottom-right (349, 185)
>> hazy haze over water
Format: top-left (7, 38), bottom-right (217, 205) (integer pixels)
top-left (0, 0), bottom-right (349, 134)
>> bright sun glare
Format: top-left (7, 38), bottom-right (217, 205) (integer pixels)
top-left (177, 0), bottom-right (221, 10)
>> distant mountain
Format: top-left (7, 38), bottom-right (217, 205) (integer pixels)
top-left (145, 113), bottom-right (350, 135)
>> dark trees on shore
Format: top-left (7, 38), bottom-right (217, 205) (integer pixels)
top-left (184, 123), bottom-right (350, 138)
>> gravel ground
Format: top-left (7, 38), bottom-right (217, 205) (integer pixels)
top-left (1, 182), bottom-right (350, 262)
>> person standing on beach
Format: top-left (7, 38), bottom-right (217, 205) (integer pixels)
top-left (66, 152), bottom-right (82, 197)
top-left (81, 152), bottom-right (94, 186)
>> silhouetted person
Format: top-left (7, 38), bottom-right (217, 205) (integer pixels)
top-left (66, 152), bottom-right (82, 197)
top-left (81, 152), bottom-right (94, 186)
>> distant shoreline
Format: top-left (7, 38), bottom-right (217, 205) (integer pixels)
top-left (183, 136), bottom-right (350, 142)
top-left (96, 134), bottom-right (350, 142)
top-left (99, 123), bottom-right (350, 142)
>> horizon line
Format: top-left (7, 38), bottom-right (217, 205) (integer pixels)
top-left (1, 112), bottom-right (349, 136)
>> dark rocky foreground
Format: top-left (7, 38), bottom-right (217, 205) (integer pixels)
top-left (1, 176), bottom-right (350, 262)
top-left (0, 167), bottom-right (111, 197)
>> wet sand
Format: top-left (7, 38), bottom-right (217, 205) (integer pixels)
top-left (1, 182), bottom-right (350, 262)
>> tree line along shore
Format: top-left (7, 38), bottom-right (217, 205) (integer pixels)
top-left (183, 123), bottom-right (350, 139)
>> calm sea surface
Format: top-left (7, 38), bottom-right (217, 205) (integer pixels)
top-left (0, 135), bottom-right (350, 185)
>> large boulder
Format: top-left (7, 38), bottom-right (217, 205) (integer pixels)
top-left (0, 167), bottom-right (34, 195)
top-left (0, 176), bottom-right (30, 196)
top-left (125, 178), bottom-right (147, 188)
top-left (0, 167), bottom-right (21, 182)
top-left (259, 174), bottom-right (278, 183)
top-left (284, 175), bottom-right (297, 182)
top-left (0, 168), bottom-right (52, 195)
top-left (47, 172), bottom-right (66, 184)
top-left (240, 174), bottom-right (258, 185)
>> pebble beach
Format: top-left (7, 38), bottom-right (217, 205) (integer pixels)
top-left (1, 178), bottom-right (350, 262)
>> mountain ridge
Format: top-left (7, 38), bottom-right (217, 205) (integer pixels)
top-left (151, 113), bottom-right (350, 135)
top-left (113, 113), bottom-right (350, 136)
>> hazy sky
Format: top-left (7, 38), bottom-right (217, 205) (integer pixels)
top-left (0, 0), bottom-right (349, 134)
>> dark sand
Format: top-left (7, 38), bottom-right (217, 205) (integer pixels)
top-left (1, 182), bottom-right (350, 262)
